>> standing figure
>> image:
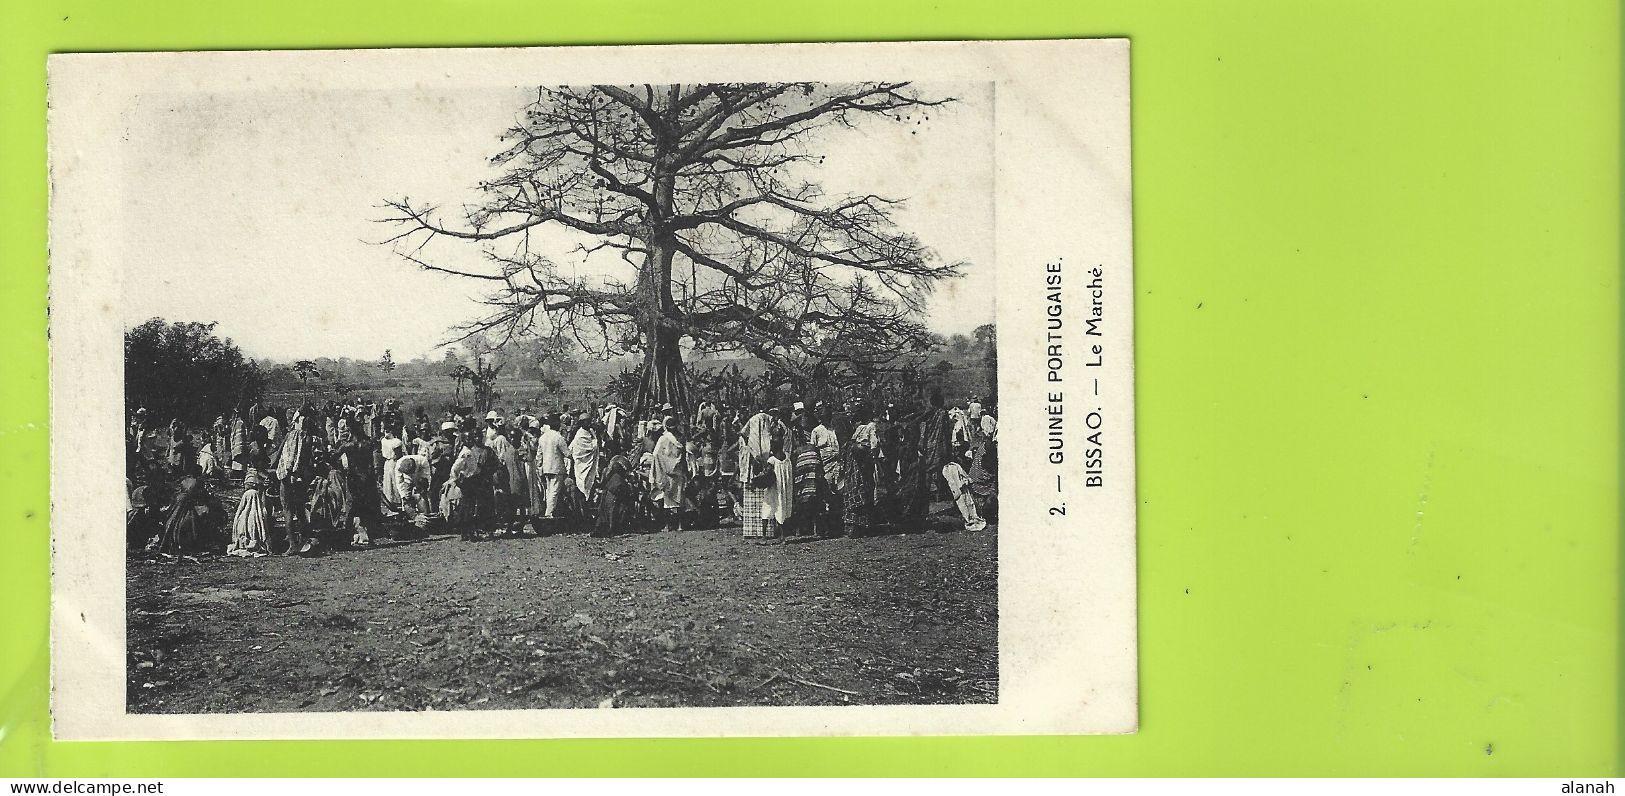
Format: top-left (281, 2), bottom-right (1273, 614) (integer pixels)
top-left (379, 427), bottom-right (407, 512)
top-left (649, 416), bottom-right (689, 532)
top-left (791, 415), bottom-right (825, 539)
top-left (839, 406), bottom-right (875, 537)
top-left (167, 422), bottom-right (194, 474)
top-left (764, 424), bottom-right (796, 542)
top-left (523, 420), bottom-right (547, 518)
top-left (601, 403), bottom-right (627, 449)
top-left (274, 412), bottom-right (318, 555)
top-left (447, 432), bottom-right (497, 541)
top-left (715, 428), bottom-right (741, 522)
top-left (968, 411), bottom-right (998, 523)
top-left (128, 407), bottom-right (152, 460)
top-left (535, 416), bottom-right (571, 520)
top-left (808, 409), bottom-right (843, 537)
top-left (917, 388), bottom-right (954, 502)
top-left (210, 414), bottom-right (229, 481)
top-left (336, 419), bottom-right (380, 547)
top-left (872, 404), bottom-right (900, 523)
top-left (894, 416), bottom-right (929, 526)
top-left (427, 422), bottom-right (457, 508)
top-left (228, 406), bottom-right (250, 481)
top-left (488, 424), bottom-right (528, 534)
top-left (737, 407), bottom-right (777, 540)
top-left (569, 413), bottom-right (603, 507)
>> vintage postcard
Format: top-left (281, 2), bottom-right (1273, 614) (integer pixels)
top-left (47, 40), bottom-right (1136, 739)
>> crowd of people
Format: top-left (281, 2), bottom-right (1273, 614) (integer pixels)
top-left (125, 387), bottom-right (999, 558)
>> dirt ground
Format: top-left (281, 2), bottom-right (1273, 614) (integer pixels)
top-left (126, 514), bottom-right (998, 713)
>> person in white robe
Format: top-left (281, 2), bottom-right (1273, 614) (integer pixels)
top-left (569, 414), bottom-right (603, 504)
top-left (379, 430), bottom-right (406, 508)
top-left (765, 450), bottom-right (796, 529)
top-left (649, 417), bottom-right (688, 530)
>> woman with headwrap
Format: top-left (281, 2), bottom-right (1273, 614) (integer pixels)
top-left (519, 418), bottom-right (540, 506)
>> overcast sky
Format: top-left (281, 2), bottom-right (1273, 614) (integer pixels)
top-left (120, 82), bottom-right (994, 363)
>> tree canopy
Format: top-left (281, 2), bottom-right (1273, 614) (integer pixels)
top-left (124, 318), bottom-right (264, 424)
top-left (382, 82), bottom-right (965, 414)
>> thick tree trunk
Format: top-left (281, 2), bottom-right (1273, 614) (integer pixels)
top-left (633, 236), bottom-right (690, 419)
top-left (634, 323), bottom-right (688, 418)
top-left (634, 120), bottom-right (691, 420)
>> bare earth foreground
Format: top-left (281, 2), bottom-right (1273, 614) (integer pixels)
top-left (128, 520), bottom-right (997, 713)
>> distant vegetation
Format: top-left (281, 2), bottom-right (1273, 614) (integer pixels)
top-left (129, 321), bottom-right (996, 423)
top-left (124, 318), bottom-right (265, 425)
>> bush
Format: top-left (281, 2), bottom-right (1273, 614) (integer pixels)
top-left (124, 318), bottom-right (264, 425)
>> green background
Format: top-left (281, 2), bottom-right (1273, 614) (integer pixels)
top-left (0, 0), bottom-right (1617, 777)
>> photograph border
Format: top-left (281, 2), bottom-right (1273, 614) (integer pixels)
top-left (47, 40), bottom-right (1138, 741)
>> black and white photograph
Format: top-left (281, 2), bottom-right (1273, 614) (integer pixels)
top-left (118, 77), bottom-right (1000, 714)
top-left (50, 41), bottom-right (1136, 739)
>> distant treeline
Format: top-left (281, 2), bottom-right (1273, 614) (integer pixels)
top-left (126, 318), bottom-right (997, 425)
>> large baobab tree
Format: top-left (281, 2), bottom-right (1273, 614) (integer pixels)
top-left (381, 83), bottom-right (964, 414)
